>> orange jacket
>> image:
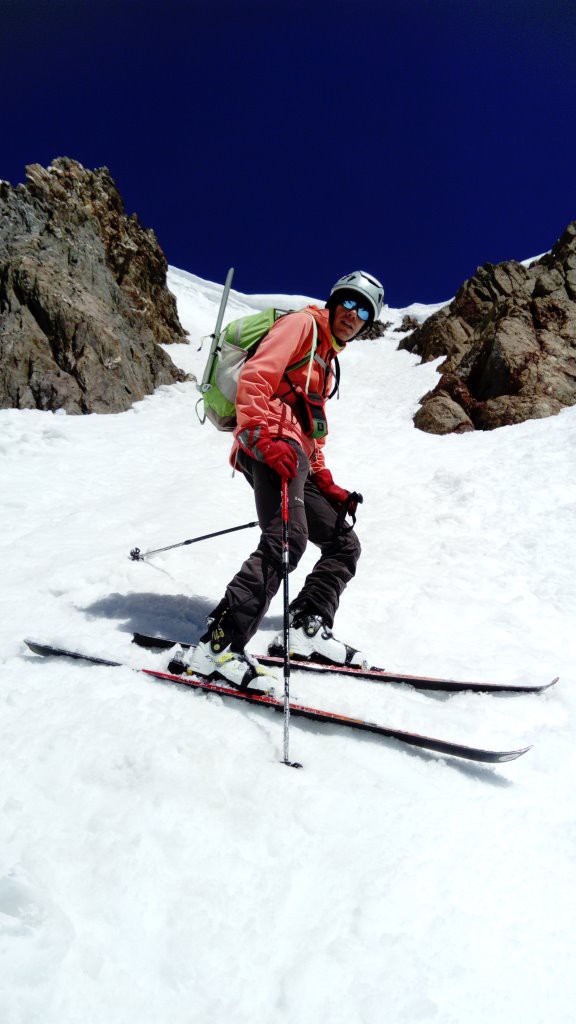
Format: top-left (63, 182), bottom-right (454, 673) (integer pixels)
top-left (232, 306), bottom-right (342, 474)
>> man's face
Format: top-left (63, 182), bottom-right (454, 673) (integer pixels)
top-left (331, 300), bottom-right (367, 343)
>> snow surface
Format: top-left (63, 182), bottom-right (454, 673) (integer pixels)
top-left (1, 268), bottom-right (575, 1023)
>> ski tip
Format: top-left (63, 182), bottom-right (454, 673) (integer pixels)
top-left (529, 676), bottom-right (559, 693)
top-left (497, 744), bottom-right (532, 762)
top-left (24, 639), bottom-right (49, 656)
top-left (24, 634), bottom-right (42, 651)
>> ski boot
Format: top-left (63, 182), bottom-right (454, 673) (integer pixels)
top-left (268, 607), bottom-right (367, 668)
top-left (175, 604), bottom-right (275, 690)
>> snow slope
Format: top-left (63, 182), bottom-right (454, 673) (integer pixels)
top-left (1, 268), bottom-right (575, 1023)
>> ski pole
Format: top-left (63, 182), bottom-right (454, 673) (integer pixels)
top-left (281, 479), bottom-right (302, 769)
top-left (130, 520), bottom-right (258, 562)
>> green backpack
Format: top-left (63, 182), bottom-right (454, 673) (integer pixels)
top-left (196, 307), bottom-right (319, 432)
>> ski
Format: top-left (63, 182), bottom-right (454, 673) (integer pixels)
top-left (131, 632), bottom-right (558, 695)
top-left (24, 640), bottom-right (272, 697)
top-left (24, 639), bottom-right (531, 764)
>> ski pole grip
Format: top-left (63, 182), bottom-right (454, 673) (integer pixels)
top-left (337, 492), bottom-right (363, 533)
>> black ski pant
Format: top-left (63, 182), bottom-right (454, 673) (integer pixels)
top-left (220, 446), bottom-right (361, 644)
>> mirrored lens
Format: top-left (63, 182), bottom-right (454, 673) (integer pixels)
top-left (341, 298), bottom-right (370, 321)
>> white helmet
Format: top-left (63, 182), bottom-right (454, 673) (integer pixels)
top-left (329, 270), bottom-right (384, 321)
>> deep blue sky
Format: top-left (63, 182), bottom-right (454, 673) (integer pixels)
top-left (2, 0), bottom-right (575, 307)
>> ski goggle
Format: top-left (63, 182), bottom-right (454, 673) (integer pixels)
top-left (340, 297), bottom-right (371, 322)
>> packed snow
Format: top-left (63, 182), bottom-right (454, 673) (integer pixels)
top-left (1, 267), bottom-right (575, 1023)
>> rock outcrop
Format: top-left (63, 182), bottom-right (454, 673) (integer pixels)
top-left (0, 158), bottom-right (187, 413)
top-left (399, 222), bottom-right (576, 433)
top-left (361, 318), bottom-right (387, 340)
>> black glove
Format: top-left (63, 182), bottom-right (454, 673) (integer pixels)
top-left (337, 491), bottom-right (363, 532)
top-left (346, 491), bottom-right (363, 518)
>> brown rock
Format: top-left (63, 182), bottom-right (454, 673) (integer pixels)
top-left (393, 314), bottom-right (420, 333)
top-left (400, 221), bottom-right (576, 433)
top-left (413, 394), bottom-right (475, 434)
top-left (0, 158), bottom-right (187, 413)
top-left (360, 318), bottom-right (387, 340)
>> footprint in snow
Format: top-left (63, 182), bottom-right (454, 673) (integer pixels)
top-left (0, 866), bottom-right (75, 984)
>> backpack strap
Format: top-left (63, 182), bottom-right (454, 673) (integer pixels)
top-left (283, 313), bottom-right (320, 394)
top-left (283, 332), bottom-right (340, 402)
top-left (327, 354), bottom-right (340, 399)
top-left (304, 316), bottom-right (319, 393)
top-left (282, 314), bottom-right (319, 393)
top-left (301, 348), bottom-right (340, 399)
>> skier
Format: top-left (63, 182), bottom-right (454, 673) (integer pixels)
top-left (185, 270), bottom-right (385, 687)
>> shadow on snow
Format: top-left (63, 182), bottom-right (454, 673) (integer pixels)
top-left (82, 591), bottom-right (283, 643)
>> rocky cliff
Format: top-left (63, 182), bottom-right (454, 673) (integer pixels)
top-left (0, 158), bottom-right (186, 414)
top-left (399, 222), bottom-right (576, 433)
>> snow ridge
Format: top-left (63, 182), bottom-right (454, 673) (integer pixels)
top-left (0, 267), bottom-right (574, 1024)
